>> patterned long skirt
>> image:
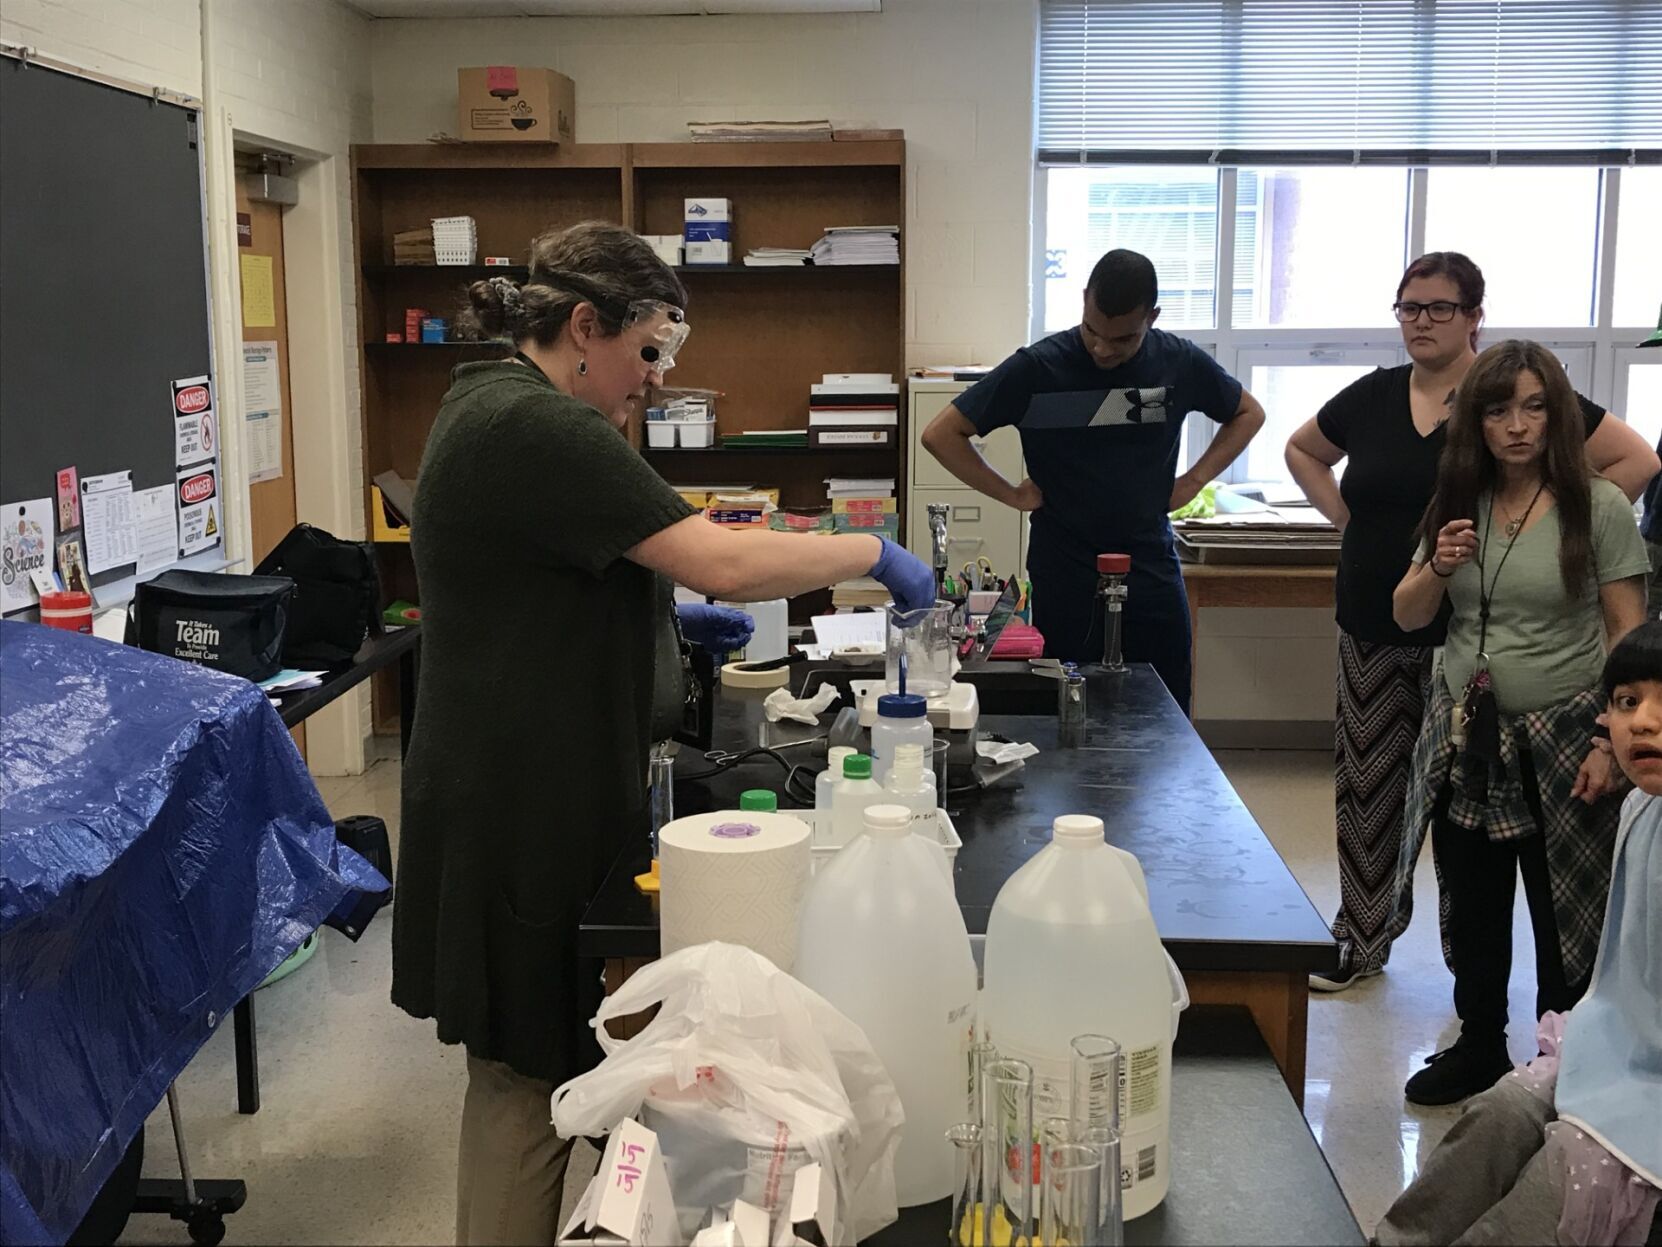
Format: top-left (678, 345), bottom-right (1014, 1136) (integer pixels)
top-left (1331, 631), bottom-right (1434, 973)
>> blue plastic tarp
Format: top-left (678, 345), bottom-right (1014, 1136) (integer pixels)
top-left (0, 621), bottom-right (387, 1244)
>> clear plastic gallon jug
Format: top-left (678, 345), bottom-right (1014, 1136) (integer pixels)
top-left (794, 804), bottom-right (977, 1208)
top-left (980, 815), bottom-right (1179, 1220)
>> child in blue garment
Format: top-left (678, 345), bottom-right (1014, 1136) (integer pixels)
top-left (1376, 620), bottom-right (1662, 1247)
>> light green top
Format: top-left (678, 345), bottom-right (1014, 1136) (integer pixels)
top-left (1417, 479), bottom-right (1648, 715)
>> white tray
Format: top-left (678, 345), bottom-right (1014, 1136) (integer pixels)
top-left (809, 806), bottom-right (961, 877)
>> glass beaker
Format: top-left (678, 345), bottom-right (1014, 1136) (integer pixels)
top-left (886, 600), bottom-right (955, 698)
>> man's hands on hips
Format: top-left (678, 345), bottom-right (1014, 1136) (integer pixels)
top-left (1009, 478), bottom-right (1044, 513)
top-left (1169, 471), bottom-right (1205, 512)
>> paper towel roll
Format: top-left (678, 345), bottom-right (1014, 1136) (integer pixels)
top-left (659, 810), bottom-right (812, 970)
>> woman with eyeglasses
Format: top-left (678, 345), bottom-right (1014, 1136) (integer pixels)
top-left (1284, 253), bottom-right (1657, 995)
top-left (390, 222), bottom-right (935, 1245)
top-left (1390, 339), bottom-right (1646, 1105)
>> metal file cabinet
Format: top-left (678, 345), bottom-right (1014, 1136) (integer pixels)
top-left (906, 379), bottom-right (1028, 579)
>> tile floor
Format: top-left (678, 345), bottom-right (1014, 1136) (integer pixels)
top-left (119, 747), bottom-right (1549, 1244)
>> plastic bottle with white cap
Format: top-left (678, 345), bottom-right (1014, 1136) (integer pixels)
top-left (814, 746), bottom-right (855, 839)
top-left (794, 803), bottom-right (976, 1208)
top-left (869, 692), bottom-right (933, 784)
top-left (980, 814), bottom-right (1180, 1220)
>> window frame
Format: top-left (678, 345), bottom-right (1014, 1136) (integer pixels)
top-left (1033, 165), bottom-right (1654, 486)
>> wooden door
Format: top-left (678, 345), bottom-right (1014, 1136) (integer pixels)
top-left (237, 184), bottom-right (304, 757)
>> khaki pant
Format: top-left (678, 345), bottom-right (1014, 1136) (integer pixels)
top-left (457, 1054), bottom-right (575, 1246)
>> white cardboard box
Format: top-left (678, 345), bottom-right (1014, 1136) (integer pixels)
top-left (685, 240), bottom-right (733, 265)
top-left (685, 197), bottom-right (733, 223)
top-left (558, 1120), bottom-right (683, 1246)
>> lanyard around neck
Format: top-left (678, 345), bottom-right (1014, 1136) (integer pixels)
top-left (1473, 481), bottom-right (1545, 660)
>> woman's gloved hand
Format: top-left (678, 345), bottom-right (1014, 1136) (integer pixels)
top-left (869, 538), bottom-right (936, 616)
top-left (677, 603), bottom-right (755, 653)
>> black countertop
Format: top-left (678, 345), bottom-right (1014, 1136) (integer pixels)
top-left (580, 663), bottom-right (1336, 973)
top-left (867, 1006), bottom-right (1365, 1246)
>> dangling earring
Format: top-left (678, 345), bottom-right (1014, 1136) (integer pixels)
top-left (577, 357), bottom-right (588, 376)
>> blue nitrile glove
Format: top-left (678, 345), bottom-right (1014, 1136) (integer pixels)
top-left (869, 538), bottom-right (936, 616)
top-left (678, 603), bottom-right (755, 653)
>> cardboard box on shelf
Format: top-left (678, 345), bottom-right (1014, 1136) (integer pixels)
top-left (457, 67), bottom-right (576, 144)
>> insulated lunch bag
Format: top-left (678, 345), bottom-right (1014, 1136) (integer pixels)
top-left (126, 569), bottom-right (294, 682)
top-left (254, 524), bottom-right (383, 667)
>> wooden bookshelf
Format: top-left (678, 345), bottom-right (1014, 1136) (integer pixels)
top-left (352, 138), bottom-right (905, 732)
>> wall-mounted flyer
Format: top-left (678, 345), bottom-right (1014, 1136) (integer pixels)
top-left (1, 498), bottom-right (57, 616)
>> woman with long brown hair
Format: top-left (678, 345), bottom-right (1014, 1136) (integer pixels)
top-left (1390, 340), bottom-right (1648, 1106)
top-left (1285, 253), bottom-right (1656, 992)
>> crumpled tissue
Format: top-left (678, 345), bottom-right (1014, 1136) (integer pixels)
top-left (763, 684), bottom-right (841, 725)
top-left (977, 739), bottom-right (1040, 765)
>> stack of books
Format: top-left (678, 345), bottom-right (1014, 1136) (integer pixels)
top-left (393, 227), bottom-right (436, 265)
top-left (743, 247), bottom-right (812, 267)
top-left (809, 375), bottom-right (899, 448)
top-left (810, 226), bottom-right (900, 266)
top-left (689, 119), bottom-right (833, 143)
top-left (827, 477), bottom-right (898, 541)
top-left (431, 215), bottom-right (478, 266)
top-left (831, 576), bottom-right (893, 610)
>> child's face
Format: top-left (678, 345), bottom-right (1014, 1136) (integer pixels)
top-left (1608, 678), bottom-right (1662, 796)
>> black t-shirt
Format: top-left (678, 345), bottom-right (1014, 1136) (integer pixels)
top-left (1316, 365), bottom-right (1606, 646)
top-left (954, 326), bottom-right (1243, 571)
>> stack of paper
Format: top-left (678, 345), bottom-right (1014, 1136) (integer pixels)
top-left (723, 429), bottom-right (809, 448)
top-left (743, 247), bottom-right (811, 267)
top-left (259, 669), bottom-right (327, 698)
top-left (810, 226), bottom-right (900, 266)
top-left (431, 215), bottom-right (478, 266)
top-left (393, 226), bottom-right (436, 265)
top-left (689, 119), bottom-right (833, 143)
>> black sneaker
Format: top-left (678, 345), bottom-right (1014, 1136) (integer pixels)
top-left (1404, 1039), bottom-right (1513, 1106)
top-left (1309, 959), bottom-right (1383, 992)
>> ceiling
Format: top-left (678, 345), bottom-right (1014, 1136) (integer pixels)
top-left (344, 0), bottom-right (879, 16)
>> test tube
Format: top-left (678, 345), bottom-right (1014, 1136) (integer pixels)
top-left (1058, 665), bottom-right (1087, 748)
top-left (982, 1058), bottom-right (1034, 1247)
top-left (945, 1122), bottom-right (983, 1247)
top-left (969, 1039), bottom-right (998, 1126)
top-left (1040, 1142), bottom-right (1104, 1247)
top-left (1080, 1124), bottom-right (1124, 1247)
top-left (1070, 1034), bottom-right (1123, 1135)
top-left (648, 746), bottom-right (674, 856)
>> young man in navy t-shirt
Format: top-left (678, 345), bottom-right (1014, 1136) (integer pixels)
top-left (922, 249), bottom-right (1266, 713)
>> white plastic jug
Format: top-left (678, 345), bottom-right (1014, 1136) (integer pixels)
top-left (794, 804), bottom-right (977, 1208)
top-left (980, 815), bottom-right (1186, 1221)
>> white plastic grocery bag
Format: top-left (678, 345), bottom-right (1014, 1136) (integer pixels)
top-left (551, 943), bottom-right (904, 1244)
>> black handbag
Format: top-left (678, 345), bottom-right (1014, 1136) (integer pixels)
top-left (254, 524), bottom-right (382, 667)
top-left (126, 569), bottom-right (294, 682)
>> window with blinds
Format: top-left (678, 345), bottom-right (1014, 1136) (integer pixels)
top-left (1038, 0), bottom-right (1662, 163)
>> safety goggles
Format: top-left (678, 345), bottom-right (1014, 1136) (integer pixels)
top-left (623, 300), bottom-right (690, 372)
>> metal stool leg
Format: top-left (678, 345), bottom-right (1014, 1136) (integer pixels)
top-left (131, 1082), bottom-right (247, 1246)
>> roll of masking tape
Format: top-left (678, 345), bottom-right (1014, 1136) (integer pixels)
top-left (721, 660), bottom-right (791, 690)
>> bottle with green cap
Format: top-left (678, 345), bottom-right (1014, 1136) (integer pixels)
top-left (829, 753), bottom-right (885, 850)
top-left (738, 789), bottom-right (778, 813)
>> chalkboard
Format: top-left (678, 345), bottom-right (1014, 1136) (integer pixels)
top-left (0, 56), bottom-right (215, 587)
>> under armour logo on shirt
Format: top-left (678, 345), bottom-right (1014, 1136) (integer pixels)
top-left (1091, 387), bottom-right (1169, 427)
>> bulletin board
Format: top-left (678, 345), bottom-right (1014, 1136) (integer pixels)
top-left (0, 53), bottom-right (219, 601)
